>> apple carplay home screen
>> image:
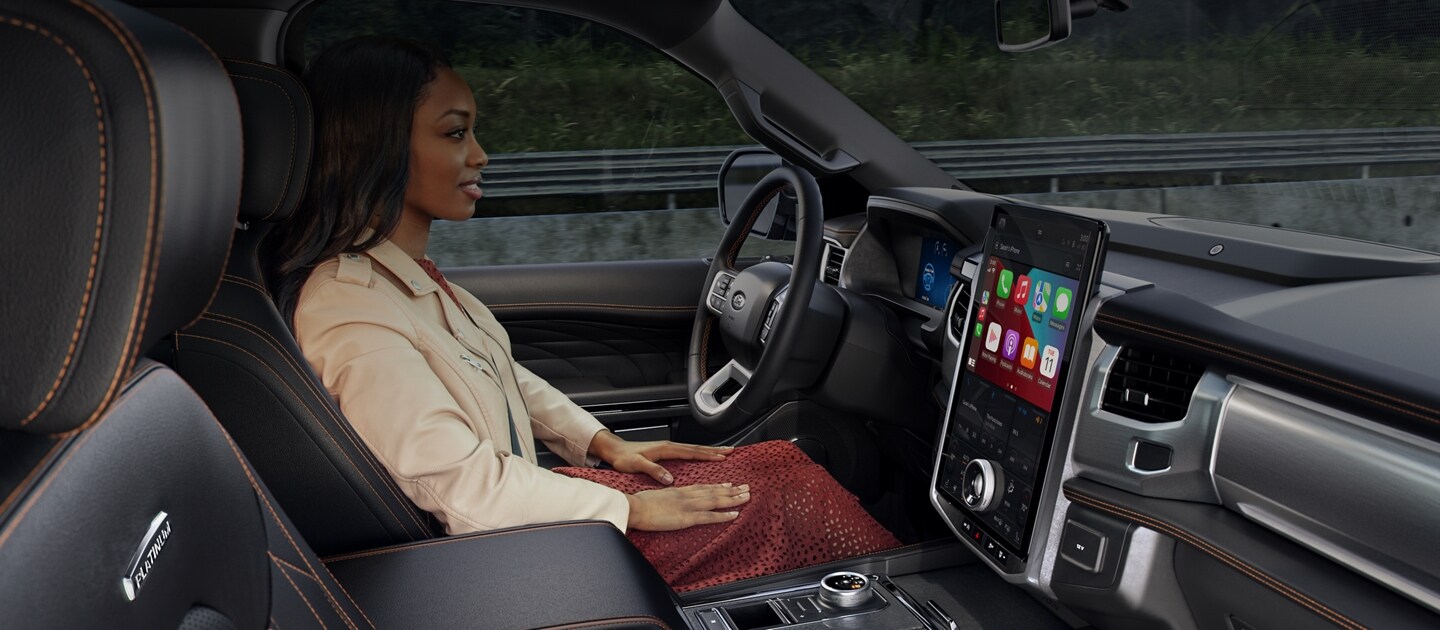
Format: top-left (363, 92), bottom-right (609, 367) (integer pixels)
top-left (969, 257), bottom-right (1078, 413)
top-left (939, 205), bottom-right (1099, 560)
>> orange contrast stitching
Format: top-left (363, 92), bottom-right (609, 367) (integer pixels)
top-left (224, 58), bottom-right (313, 202)
top-left (270, 553), bottom-right (328, 630)
top-left (66, 1), bottom-right (161, 439)
top-left (177, 330), bottom-right (420, 539)
top-left (271, 550), bottom-right (379, 629)
top-left (321, 521), bottom-right (607, 564)
top-left (1066, 489), bottom-right (1361, 630)
top-left (698, 318), bottom-right (714, 380)
top-left (1098, 314), bottom-right (1439, 425)
top-left (210, 278), bottom-right (434, 531)
top-left (228, 72), bottom-right (296, 220)
top-left (3, 16), bottom-right (106, 428)
top-left (224, 274), bottom-right (269, 294)
top-left (215, 419), bottom-right (366, 629)
top-left (726, 188), bottom-right (781, 267)
top-left (0, 437), bottom-right (65, 518)
top-left (0, 365), bottom-right (157, 552)
top-left (199, 312), bottom-right (432, 531)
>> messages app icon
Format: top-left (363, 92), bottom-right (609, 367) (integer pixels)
top-left (996, 269), bottom-right (1014, 299)
top-left (1054, 287), bottom-right (1074, 320)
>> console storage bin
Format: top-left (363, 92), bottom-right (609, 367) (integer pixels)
top-left (324, 520), bottom-right (685, 629)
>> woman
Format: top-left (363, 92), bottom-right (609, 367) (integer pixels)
top-left (268, 37), bottom-right (897, 592)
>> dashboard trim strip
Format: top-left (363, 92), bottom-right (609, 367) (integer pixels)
top-left (1063, 487), bottom-right (1362, 630)
top-left (1095, 311), bottom-right (1440, 429)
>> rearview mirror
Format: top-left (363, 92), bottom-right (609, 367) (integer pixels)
top-left (717, 149), bottom-right (797, 241)
top-left (996, 0), bottom-right (1071, 52)
top-left (997, 0), bottom-right (1130, 52)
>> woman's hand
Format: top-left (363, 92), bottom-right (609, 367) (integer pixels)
top-left (589, 430), bottom-right (734, 485)
top-left (626, 483), bottom-right (750, 531)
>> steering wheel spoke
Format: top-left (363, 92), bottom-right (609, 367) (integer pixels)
top-left (706, 270), bottom-right (738, 317)
top-left (693, 360), bottom-right (753, 417)
top-left (687, 164), bottom-right (825, 432)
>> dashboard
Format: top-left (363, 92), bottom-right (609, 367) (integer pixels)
top-left (821, 188), bottom-right (1440, 630)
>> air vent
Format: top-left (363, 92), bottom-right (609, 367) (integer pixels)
top-left (822, 243), bottom-right (846, 285)
top-left (948, 276), bottom-right (973, 340)
top-left (1101, 346), bottom-right (1205, 422)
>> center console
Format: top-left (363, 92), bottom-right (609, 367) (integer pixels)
top-left (681, 571), bottom-right (958, 630)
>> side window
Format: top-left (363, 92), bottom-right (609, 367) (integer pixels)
top-left (305, 0), bottom-right (793, 266)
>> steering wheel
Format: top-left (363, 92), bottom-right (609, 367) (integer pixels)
top-left (686, 165), bottom-right (826, 433)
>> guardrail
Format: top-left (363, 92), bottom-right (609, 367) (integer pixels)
top-left (480, 127), bottom-right (1440, 199)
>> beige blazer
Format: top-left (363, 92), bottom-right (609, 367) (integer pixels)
top-left (294, 239), bottom-right (629, 534)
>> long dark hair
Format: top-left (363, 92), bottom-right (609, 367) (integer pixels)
top-left (266, 37), bottom-right (451, 324)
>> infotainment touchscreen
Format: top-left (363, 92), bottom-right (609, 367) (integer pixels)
top-left (935, 203), bottom-right (1107, 565)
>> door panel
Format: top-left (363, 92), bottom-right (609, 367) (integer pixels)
top-left (446, 258), bottom-right (714, 464)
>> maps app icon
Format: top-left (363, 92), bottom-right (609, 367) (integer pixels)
top-left (1032, 281), bottom-right (1050, 314)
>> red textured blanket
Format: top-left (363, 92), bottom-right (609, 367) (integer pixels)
top-left (556, 440), bottom-right (900, 592)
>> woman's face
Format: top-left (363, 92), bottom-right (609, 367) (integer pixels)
top-left (404, 67), bottom-right (488, 223)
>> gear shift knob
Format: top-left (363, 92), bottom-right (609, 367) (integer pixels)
top-left (816, 571), bottom-right (873, 609)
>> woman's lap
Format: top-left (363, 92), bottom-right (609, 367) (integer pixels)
top-left (555, 440), bottom-right (900, 592)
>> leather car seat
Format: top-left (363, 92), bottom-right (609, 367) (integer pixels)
top-left (159, 60), bottom-right (440, 556)
top-left (0, 1), bottom-right (368, 625)
top-left (0, 3), bottom-right (688, 628)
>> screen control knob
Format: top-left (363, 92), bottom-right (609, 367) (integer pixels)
top-left (961, 459), bottom-right (1003, 513)
top-left (817, 571), bottom-right (873, 609)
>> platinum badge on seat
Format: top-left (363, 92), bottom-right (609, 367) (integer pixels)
top-left (122, 511), bottom-right (173, 601)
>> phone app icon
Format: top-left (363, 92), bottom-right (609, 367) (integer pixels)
top-left (1040, 345), bottom-right (1060, 378)
top-left (1053, 287), bottom-right (1074, 320)
top-left (977, 306), bottom-right (987, 323)
top-left (985, 322), bottom-right (1003, 353)
top-left (1013, 275), bottom-right (1031, 304)
top-left (973, 322), bottom-right (984, 338)
top-left (1032, 281), bottom-right (1050, 313)
top-left (996, 270), bottom-right (1013, 299)
top-left (1002, 329), bottom-right (1021, 361)
top-left (1020, 337), bottom-right (1039, 369)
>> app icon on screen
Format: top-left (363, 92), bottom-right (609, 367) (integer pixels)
top-left (996, 270), bottom-right (1013, 299)
top-left (1040, 345), bottom-right (1060, 378)
top-left (1032, 281), bottom-right (1049, 313)
top-left (1054, 287), bottom-right (1073, 320)
top-left (1014, 275), bottom-right (1031, 304)
top-left (1003, 329), bottom-right (1021, 361)
top-left (1021, 337), bottom-right (1039, 369)
top-left (985, 322), bottom-right (1003, 353)
top-left (977, 306), bottom-right (987, 323)
top-left (974, 322), bottom-right (983, 338)
top-left (981, 290), bottom-right (991, 305)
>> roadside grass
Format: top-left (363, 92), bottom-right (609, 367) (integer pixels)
top-left (456, 42), bottom-right (1440, 153)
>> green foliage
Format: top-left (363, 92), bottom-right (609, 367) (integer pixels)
top-left (306, 0), bottom-right (1440, 153)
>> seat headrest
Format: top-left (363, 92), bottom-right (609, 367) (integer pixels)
top-left (0, 0), bottom-right (242, 435)
top-left (226, 59), bottom-right (312, 223)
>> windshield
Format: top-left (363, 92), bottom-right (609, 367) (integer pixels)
top-left (732, 0), bottom-right (1440, 253)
